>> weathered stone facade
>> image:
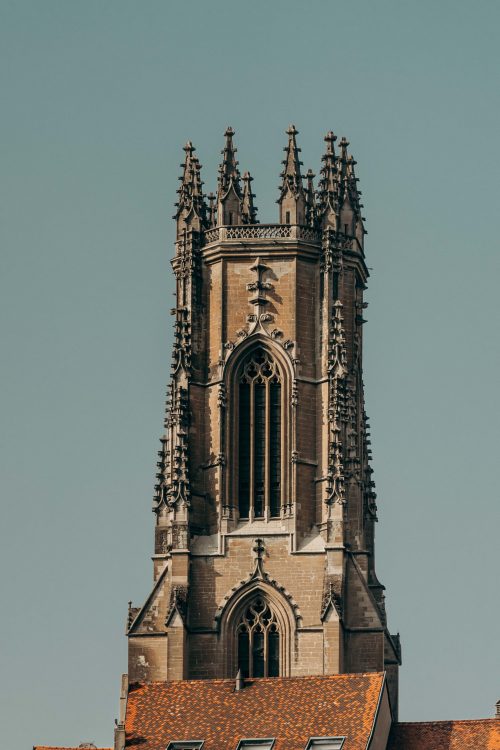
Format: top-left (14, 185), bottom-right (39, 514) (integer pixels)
top-left (127, 127), bottom-right (401, 714)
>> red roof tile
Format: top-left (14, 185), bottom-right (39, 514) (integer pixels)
top-left (124, 673), bottom-right (385, 750)
top-left (388, 720), bottom-right (500, 750)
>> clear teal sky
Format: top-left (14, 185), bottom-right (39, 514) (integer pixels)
top-left (1, 1), bottom-right (499, 748)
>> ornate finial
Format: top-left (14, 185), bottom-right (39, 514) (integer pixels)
top-left (338, 136), bottom-right (350, 163)
top-left (280, 124), bottom-right (303, 184)
top-left (242, 171), bottom-right (258, 224)
top-left (218, 126), bottom-right (242, 197)
top-left (317, 131), bottom-right (338, 228)
top-left (207, 192), bottom-right (216, 228)
top-left (337, 140), bottom-right (364, 240)
top-left (324, 130), bottom-right (337, 150)
top-left (174, 141), bottom-right (207, 234)
top-left (278, 125), bottom-right (306, 223)
top-left (247, 257), bottom-right (272, 308)
top-left (251, 537), bottom-right (266, 578)
top-left (253, 537), bottom-right (265, 560)
top-left (217, 126), bottom-right (243, 225)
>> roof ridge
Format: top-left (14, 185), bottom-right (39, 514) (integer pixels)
top-left (132, 672), bottom-right (384, 687)
top-left (394, 718), bottom-right (498, 725)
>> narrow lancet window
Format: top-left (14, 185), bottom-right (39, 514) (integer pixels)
top-left (269, 381), bottom-right (281, 517)
top-left (237, 349), bottom-right (282, 519)
top-left (238, 382), bottom-right (251, 518)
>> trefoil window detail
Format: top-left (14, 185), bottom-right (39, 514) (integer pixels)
top-left (237, 596), bottom-right (280, 678)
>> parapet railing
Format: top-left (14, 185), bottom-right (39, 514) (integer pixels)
top-left (203, 224), bottom-right (321, 244)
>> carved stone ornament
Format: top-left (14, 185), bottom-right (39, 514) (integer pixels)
top-left (325, 300), bottom-right (347, 506)
top-left (321, 574), bottom-right (343, 620)
top-left (155, 527), bottom-right (171, 555)
top-left (217, 383), bottom-right (227, 409)
top-left (166, 584), bottom-right (188, 625)
top-left (213, 538), bottom-right (302, 628)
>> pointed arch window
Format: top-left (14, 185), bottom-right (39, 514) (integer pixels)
top-left (238, 349), bottom-right (282, 519)
top-left (237, 596), bottom-right (280, 678)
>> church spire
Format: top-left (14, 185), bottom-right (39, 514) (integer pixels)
top-left (338, 138), bottom-right (365, 245)
top-left (174, 141), bottom-right (206, 238)
top-left (241, 171), bottom-right (258, 224)
top-left (317, 131), bottom-right (338, 229)
top-left (217, 126), bottom-right (243, 226)
top-left (278, 124), bottom-right (306, 224)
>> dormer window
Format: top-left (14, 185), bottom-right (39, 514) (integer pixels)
top-left (305, 738), bottom-right (345, 750)
top-left (236, 740), bottom-right (275, 750)
top-left (167, 742), bottom-right (204, 750)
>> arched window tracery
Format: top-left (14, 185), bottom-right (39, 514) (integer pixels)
top-left (237, 349), bottom-right (282, 519)
top-left (236, 595), bottom-right (280, 678)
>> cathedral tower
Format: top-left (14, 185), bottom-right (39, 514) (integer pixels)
top-left (126, 127), bottom-right (401, 715)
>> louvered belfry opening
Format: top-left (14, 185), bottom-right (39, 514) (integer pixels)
top-left (237, 595), bottom-right (280, 678)
top-left (237, 349), bottom-right (282, 519)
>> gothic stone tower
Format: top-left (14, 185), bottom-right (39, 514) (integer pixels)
top-left (126, 127), bottom-right (401, 715)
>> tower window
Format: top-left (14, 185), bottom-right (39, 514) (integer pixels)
top-left (238, 349), bottom-right (282, 519)
top-left (285, 210), bottom-right (291, 224)
top-left (237, 596), bottom-right (280, 678)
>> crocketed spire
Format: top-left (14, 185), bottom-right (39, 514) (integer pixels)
top-left (317, 131), bottom-right (338, 229)
top-left (278, 125), bottom-right (306, 224)
top-left (241, 171), bottom-right (258, 224)
top-left (217, 127), bottom-right (243, 225)
top-left (174, 141), bottom-right (206, 237)
top-left (218, 127), bottom-right (242, 196)
top-left (337, 137), bottom-right (364, 240)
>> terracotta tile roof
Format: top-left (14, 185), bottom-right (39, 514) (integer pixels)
top-left (125, 673), bottom-right (385, 750)
top-left (388, 719), bottom-right (500, 750)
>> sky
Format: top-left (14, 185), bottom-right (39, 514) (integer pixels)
top-left (1, 1), bottom-right (499, 748)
